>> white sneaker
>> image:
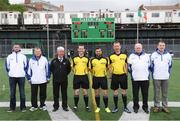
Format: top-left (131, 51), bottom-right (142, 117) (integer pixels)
top-left (29, 107), bottom-right (38, 112)
top-left (40, 106), bottom-right (47, 111)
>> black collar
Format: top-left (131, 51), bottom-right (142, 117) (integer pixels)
top-left (113, 52), bottom-right (122, 56)
top-left (95, 56), bottom-right (103, 60)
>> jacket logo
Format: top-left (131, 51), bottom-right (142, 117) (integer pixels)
top-left (120, 58), bottom-right (125, 60)
top-left (101, 62), bottom-right (106, 64)
top-left (82, 61), bottom-right (87, 63)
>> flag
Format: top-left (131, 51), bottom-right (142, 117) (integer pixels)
top-left (138, 4), bottom-right (147, 21)
top-left (138, 9), bottom-right (142, 17)
top-left (144, 12), bottom-right (147, 21)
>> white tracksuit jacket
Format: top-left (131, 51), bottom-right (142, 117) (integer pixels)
top-left (28, 55), bottom-right (50, 84)
top-left (151, 49), bottom-right (172, 80)
top-left (5, 51), bottom-right (28, 78)
top-left (128, 51), bottom-right (151, 81)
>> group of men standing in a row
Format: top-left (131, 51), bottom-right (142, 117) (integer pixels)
top-left (5, 40), bottom-right (172, 114)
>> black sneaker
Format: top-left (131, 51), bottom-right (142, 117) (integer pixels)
top-left (73, 106), bottom-right (78, 111)
top-left (86, 106), bottom-right (91, 112)
top-left (134, 108), bottom-right (138, 113)
top-left (63, 107), bottom-right (69, 112)
top-left (123, 107), bottom-right (131, 113)
top-left (52, 108), bottom-right (58, 112)
top-left (112, 108), bottom-right (119, 113)
top-left (142, 107), bottom-right (149, 114)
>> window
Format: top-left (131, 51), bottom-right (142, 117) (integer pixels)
top-left (14, 14), bottom-right (17, 19)
top-left (58, 13), bottom-right (64, 18)
top-left (91, 14), bottom-right (94, 17)
top-left (96, 14), bottom-right (99, 17)
top-left (2, 14), bottom-right (7, 19)
top-left (115, 13), bottom-right (121, 18)
top-left (152, 13), bottom-right (160, 17)
top-left (83, 13), bottom-right (90, 18)
top-left (178, 12), bottom-right (180, 17)
top-left (126, 13), bottom-right (134, 18)
top-left (106, 14), bottom-right (108, 18)
top-left (33, 13), bottom-right (39, 19)
top-left (28, 14), bottom-right (31, 17)
top-left (70, 14), bottom-right (77, 18)
top-left (109, 14), bottom-right (113, 17)
top-left (165, 12), bottom-right (172, 17)
top-left (45, 14), bottom-right (53, 19)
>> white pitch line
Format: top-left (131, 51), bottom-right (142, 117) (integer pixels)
top-left (119, 101), bottom-right (180, 121)
top-left (0, 101), bottom-right (80, 121)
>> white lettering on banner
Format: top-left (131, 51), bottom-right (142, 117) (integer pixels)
top-left (79, 18), bottom-right (106, 22)
top-left (21, 48), bottom-right (33, 55)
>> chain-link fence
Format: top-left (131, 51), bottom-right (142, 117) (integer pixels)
top-left (0, 38), bottom-right (180, 58)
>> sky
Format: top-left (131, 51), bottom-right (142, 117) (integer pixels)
top-left (9, 0), bottom-right (180, 11)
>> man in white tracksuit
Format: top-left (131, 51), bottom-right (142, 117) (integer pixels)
top-left (151, 41), bottom-right (172, 113)
top-left (5, 44), bottom-right (28, 112)
top-left (128, 43), bottom-right (150, 114)
top-left (28, 47), bottom-right (50, 111)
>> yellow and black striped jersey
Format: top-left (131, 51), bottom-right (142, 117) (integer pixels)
top-left (90, 57), bottom-right (108, 77)
top-left (72, 56), bottom-right (89, 75)
top-left (109, 53), bottom-right (127, 75)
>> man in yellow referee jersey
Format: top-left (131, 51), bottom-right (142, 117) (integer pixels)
top-left (109, 41), bottom-right (131, 113)
top-left (90, 48), bottom-right (111, 113)
top-left (72, 45), bottom-right (91, 112)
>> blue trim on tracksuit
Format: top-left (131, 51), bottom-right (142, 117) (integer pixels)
top-left (5, 58), bottom-right (9, 72)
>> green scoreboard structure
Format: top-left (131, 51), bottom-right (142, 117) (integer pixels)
top-left (71, 18), bottom-right (115, 43)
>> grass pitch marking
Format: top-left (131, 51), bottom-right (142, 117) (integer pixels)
top-left (89, 73), bottom-right (101, 121)
top-left (0, 101), bottom-right (80, 121)
top-left (119, 101), bottom-right (180, 121)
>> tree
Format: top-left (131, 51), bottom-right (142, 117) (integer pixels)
top-left (0, 1), bottom-right (8, 10)
top-left (8, 4), bottom-right (26, 13)
top-left (0, 0), bottom-right (26, 12)
top-left (1, 0), bottom-right (10, 5)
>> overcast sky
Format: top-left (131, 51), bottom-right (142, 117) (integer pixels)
top-left (9, 0), bottom-right (180, 11)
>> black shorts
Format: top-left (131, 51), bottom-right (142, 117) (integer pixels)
top-left (92, 76), bottom-right (108, 90)
top-left (73, 75), bottom-right (89, 89)
top-left (111, 74), bottom-right (128, 90)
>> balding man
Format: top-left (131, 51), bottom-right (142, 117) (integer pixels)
top-left (50, 46), bottom-right (71, 112)
top-left (128, 43), bottom-right (150, 114)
